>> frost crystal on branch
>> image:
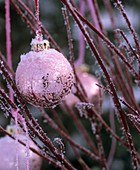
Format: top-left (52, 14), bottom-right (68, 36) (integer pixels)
top-left (76, 102), bottom-right (94, 118)
top-left (127, 114), bottom-right (140, 125)
top-left (53, 138), bottom-right (65, 155)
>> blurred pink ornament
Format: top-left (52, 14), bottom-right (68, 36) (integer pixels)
top-left (64, 67), bottom-right (100, 109)
top-left (15, 39), bottom-right (74, 108)
top-left (0, 126), bottom-right (42, 170)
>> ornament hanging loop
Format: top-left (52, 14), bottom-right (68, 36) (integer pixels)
top-left (34, 0), bottom-right (42, 41)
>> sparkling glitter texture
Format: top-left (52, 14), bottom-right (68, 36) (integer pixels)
top-left (15, 39), bottom-right (74, 108)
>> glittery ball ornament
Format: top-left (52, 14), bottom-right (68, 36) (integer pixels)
top-left (15, 38), bottom-right (74, 108)
top-left (0, 125), bottom-right (42, 170)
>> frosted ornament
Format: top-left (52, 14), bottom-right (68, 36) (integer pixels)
top-left (0, 125), bottom-right (42, 170)
top-left (64, 67), bottom-right (100, 109)
top-left (15, 38), bottom-right (74, 108)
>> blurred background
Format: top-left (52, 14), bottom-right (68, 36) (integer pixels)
top-left (0, 0), bottom-right (140, 169)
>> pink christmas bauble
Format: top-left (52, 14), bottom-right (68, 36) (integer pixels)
top-left (64, 71), bottom-right (100, 109)
top-left (0, 135), bottom-right (42, 170)
top-left (15, 39), bottom-right (74, 108)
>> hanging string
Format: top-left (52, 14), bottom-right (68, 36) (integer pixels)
top-left (34, 0), bottom-right (42, 41)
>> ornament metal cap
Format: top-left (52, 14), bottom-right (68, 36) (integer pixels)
top-left (30, 37), bottom-right (50, 52)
